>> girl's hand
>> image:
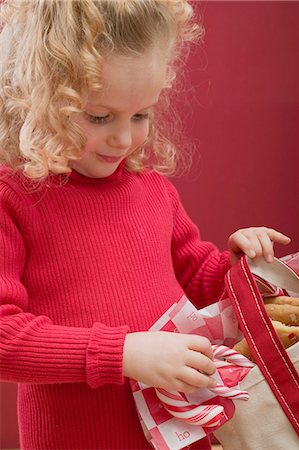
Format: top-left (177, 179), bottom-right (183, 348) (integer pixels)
top-left (228, 227), bottom-right (291, 265)
top-left (123, 331), bottom-right (216, 393)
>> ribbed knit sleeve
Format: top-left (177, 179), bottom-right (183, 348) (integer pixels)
top-left (163, 178), bottom-right (231, 307)
top-left (0, 182), bottom-right (128, 387)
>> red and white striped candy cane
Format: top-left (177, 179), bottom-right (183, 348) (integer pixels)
top-left (155, 345), bottom-right (253, 426)
top-left (212, 344), bottom-right (255, 368)
top-left (155, 388), bottom-right (224, 427)
top-left (209, 344), bottom-right (254, 400)
top-left (209, 384), bottom-right (249, 400)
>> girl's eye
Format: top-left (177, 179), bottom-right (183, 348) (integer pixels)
top-left (86, 114), bottom-right (110, 124)
top-left (85, 112), bottom-right (150, 124)
top-left (132, 113), bottom-right (150, 121)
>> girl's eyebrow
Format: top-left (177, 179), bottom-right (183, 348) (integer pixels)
top-left (86, 101), bottom-right (158, 112)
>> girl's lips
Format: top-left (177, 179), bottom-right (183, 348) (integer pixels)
top-left (96, 154), bottom-right (123, 163)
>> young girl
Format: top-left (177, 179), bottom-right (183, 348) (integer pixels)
top-left (0, 1), bottom-right (290, 449)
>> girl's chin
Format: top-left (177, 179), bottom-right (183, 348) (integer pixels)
top-left (72, 161), bottom-right (122, 179)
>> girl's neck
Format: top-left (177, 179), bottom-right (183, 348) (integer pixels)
top-left (69, 158), bottom-right (127, 185)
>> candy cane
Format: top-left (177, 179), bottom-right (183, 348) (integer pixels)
top-left (210, 384), bottom-right (249, 400)
top-left (209, 345), bottom-right (253, 399)
top-left (212, 344), bottom-right (255, 367)
top-left (155, 388), bottom-right (224, 427)
top-left (155, 345), bottom-right (253, 426)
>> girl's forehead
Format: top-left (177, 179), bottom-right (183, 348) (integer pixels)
top-left (83, 52), bottom-right (168, 112)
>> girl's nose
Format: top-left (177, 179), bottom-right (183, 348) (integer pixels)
top-left (107, 124), bottom-right (132, 150)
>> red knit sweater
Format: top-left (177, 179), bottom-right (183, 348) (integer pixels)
top-left (0, 165), bottom-right (230, 450)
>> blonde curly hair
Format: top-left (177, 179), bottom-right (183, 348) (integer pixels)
top-left (0, 0), bottom-right (203, 180)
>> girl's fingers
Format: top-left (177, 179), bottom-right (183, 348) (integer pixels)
top-left (265, 228), bottom-right (291, 244)
top-left (178, 366), bottom-right (216, 390)
top-left (173, 377), bottom-right (201, 393)
top-left (229, 228), bottom-right (291, 263)
top-left (230, 231), bottom-right (261, 259)
top-left (254, 231), bottom-right (274, 262)
top-left (174, 380), bottom-right (198, 394)
top-left (244, 233), bottom-right (263, 258)
top-left (188, 336), bottom-right (214, 360)
top-left (245, 228), bottom-right (290, 262)
top-left (187, 350), bottom-right (216, 376)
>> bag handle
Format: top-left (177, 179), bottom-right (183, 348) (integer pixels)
top-left (248, 256), bottom-right (299, 293)
top-left (225, 256), bottom-right (299, 435)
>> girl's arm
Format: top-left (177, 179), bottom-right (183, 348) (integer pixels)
top-left (0, 183), bottom-right (128, 387)
top-left (163, 177), bottom-right (231, 308)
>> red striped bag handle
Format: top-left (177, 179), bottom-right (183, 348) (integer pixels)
top-left (225, 256), bottom-right (299, 435)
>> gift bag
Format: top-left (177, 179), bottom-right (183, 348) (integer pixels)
top-left (131, 254), bottom-right (299, 449)
top-left (214, 254), bottom-right (299, 450)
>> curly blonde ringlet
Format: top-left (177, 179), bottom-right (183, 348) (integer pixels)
top-left (0, 0), bottom-right (203, 180)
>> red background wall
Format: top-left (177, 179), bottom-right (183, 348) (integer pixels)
top-left (173, 0), bottom-right (298, 254)
top-left (1, 2), bottom-right (298, 448)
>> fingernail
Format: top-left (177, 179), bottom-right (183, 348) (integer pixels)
top-left (248, 250), bottom-right (256, 258)
top-left (266, 255), bottom-right (274, 263)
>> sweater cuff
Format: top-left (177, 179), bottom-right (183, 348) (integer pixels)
top-left (86, 322), bottom-right (129, 388)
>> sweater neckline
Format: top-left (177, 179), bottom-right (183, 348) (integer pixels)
top-left (69, 159), bottom-right (127, 185)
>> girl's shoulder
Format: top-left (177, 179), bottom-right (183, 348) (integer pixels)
top-left (0, 165), bottom-right (48, 191)
top-left (137, 168), bottom-right (176, 194)
top-left (0, 165), bottom-right (19, 191)
top-left (136, 169), bottom-right (180, 209)
top-left (0, 164), bottom-right (14, 179)
top-left (0, 165), bottom-right (28, 193)
top-left (0, 165), bottom-right (43, 207)
top-left (137, 168), bottom-right (175, 190)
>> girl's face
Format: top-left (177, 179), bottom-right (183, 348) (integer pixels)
top-left (71, 51), bottom-right (168, 178)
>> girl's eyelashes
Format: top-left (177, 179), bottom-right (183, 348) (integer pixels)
top-left (85, 112), bottom-right (150, 124)
top-left (85, 114), bottom-right (110, 124)
top-left (132, 113), bottom-right (150, 121)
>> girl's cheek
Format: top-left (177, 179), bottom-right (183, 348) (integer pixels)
top-left (137, 121), bottom-right (150, 145)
